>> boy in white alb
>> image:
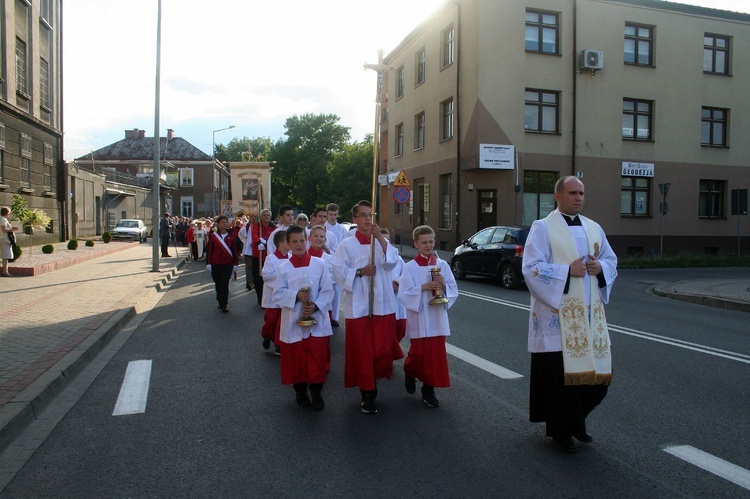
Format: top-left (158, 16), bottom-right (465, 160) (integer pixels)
top-left (260, 230), bottom-right (290, 354)
top-left (325, 203), bottom-right (348, 326)
top-left (266, 204), bottom-right (295, 256)
top-left (331, 200), bottom-right (403, 414)
top-left (398, 225), bottom-right (458, 408)
top-left (274, 226), bottom-right (334, 410)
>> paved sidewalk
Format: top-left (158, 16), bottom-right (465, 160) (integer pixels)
top-left (653, 277), bottom-right (750, 313)
top-left (0, 244), bottom-right (185, 452)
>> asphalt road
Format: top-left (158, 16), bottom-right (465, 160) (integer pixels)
top-left (2, 264), bottom-right (748, 497)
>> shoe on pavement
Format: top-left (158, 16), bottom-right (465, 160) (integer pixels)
top-left (421, 391), bottom-right (440, 408)
top-left (262, 338), bottom-right (271, 350)
top-left (361, 399), bottom-right (378, 414)
top-left (553, 437), bottom-right (578, 454)
top-left (274, 345), bottom-right (281, 356)
top-left (311, 388), bottom-right (324, 410)
top-left (296, 391), bottom-right (311, 407)
top-left (405, 375), bottom-right (416, 394)
top-left (573, 432), bottom-right (593, 444)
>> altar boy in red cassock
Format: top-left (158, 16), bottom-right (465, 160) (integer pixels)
top-left (331, 200), bottom-right (403, 415)
top-left (274, 225), bottom-right (334, 410)
top-left (260, 230), bottom-right (290, 354)
top-left (398, 225), bottom-right (458, 408)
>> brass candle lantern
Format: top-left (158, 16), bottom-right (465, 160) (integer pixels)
top-left (296, 279), bottom-right (317, 327)
top-left (429, 267), bottom-right (450, 305)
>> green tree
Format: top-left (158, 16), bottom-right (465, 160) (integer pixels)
top-left (327, 135), bottom-right (373, 220)
top-left (271, 113), bottom-right (350, 213)
top-left (215, 137), bottom-right (274, 163)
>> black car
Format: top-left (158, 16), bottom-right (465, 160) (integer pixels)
top-left (451, 225), bottom-right (530, 289)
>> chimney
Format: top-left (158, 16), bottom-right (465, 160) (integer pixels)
top-left (139, 130), bottom-right (146, 139)
top-left (125, 128), bottom-right (140, 140)
top-left (167, 129), bottom-right (175, 140)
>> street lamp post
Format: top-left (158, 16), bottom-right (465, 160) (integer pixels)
top-left (211, 125), bottom-right (236, 216)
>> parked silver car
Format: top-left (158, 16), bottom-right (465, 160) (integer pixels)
top-left (111, 219), bottom-right (148, 242)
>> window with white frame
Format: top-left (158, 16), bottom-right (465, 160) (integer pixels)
top-left (44, 143), bottom-right (54, 190)
top-left (440, 173), bottom-right (452, 229)
top-left (0, 123), bottom-right (5, 149)
top-left (181, 196), bottom-right (194, 218)
top-left (180, 168), bottom-right (194, 186)
top-left (20, 134), bottom-right (32, 187)
top-left (414, 113), bottom-right (425, 150)
top-left (0, 151), bottom-right (4, 184)
top-left (41, 0), bottom-right (53, 24)
top-left (16, 38), bottom-right (28, 95)
top-left (415, 47), bottom-right (426, 86)
top-left (442, 26), bottom-right (454, 68)
top-left (441, 98), bottom-right (454, 141)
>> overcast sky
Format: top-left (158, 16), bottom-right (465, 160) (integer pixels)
top-left (62, 0), bottom-right (749, 159)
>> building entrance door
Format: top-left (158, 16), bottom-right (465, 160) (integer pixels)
top-left (477, 189), bottom-right (497, 230)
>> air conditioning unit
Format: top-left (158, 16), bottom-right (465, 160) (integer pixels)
top-left (580, 50), bottom-right (604, 71)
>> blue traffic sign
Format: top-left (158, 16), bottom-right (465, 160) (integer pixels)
top-left (393, 186), bottom-right (410, 204)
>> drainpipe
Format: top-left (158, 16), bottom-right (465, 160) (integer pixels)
top-left (572, 0), bottom-right (578, 176)
top-left (454, 0), bottom-right (462, 247)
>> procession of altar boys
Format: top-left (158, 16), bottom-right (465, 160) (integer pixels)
top-left (191, 201), bottom-right (458, 415)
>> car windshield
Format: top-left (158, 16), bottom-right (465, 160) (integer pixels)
top-left (116, 221), bottom-right (138, 228)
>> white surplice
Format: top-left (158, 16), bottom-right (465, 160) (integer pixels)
top-left (274, 257), bottom-right (334, 344)
top-left (260, 253), bottom-right (287, 309)
top-left (522, 210), bottom-right (618, 354)
top-left (398, 257), bottom-right (458, 339)
top-left (331, 235), bottom-right (399, 319)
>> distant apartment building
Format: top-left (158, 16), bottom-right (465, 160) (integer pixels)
top-left (0, 0), bottom-right (63, 243)
top-left (75, 129), bottom-right (230, 227)
top-left (379, 0), bottom-right (750, 256)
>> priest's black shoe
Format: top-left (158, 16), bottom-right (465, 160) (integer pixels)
top-left (405, 375), bottom-right (416, 394)
top-left (573, 432), bottom-right (593, 443)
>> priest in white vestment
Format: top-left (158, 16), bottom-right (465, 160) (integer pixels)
top-left (522, 176), bottom-right (618, 453)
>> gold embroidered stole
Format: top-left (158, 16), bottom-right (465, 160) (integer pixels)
top-left (544, 211), bottom-right (612, 386)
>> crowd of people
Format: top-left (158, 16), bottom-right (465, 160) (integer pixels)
top-left (158, 177), bottom-right (618, 453)
top-left (192, 201), bottom-right (458, 415)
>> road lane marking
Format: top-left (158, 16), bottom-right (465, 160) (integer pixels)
top-left (112, 360), bottom-right (153, 416)
top-left (446, 343), bottom-right (524, 379)
top-left (664, 445), bottom-right (750, 491)
top-left (457, 291), bottom-right (750, 365)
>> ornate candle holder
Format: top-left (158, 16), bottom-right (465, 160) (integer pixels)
top-left (429, 267), bottom-right (450, 305)
top-left (296, 281), bottom-right (317, 327)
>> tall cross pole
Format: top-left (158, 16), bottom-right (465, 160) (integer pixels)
top-left (364, 51), bottom-right (397, 317)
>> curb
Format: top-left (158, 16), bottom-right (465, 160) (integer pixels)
top-left (9, 242), bottom-right (141, 277)
top-left (653, 285), bottom-right (750, 313)
top-left (0, 258), bottom-right (185, 453)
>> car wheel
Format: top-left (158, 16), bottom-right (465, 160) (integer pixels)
top-left (451, 259), bottom-right (467, 280)
top-left (500, 263), bottom-right (520, 289)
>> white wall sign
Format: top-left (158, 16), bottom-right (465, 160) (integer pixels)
top-left (479, 144), bottom-right (515, 170)
top-left (622, 161), bottom-right (654, 177)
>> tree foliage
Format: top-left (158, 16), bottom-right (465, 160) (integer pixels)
top-left (327, 136), bottom-right (373, 220)
top-left (215, 137), bottom-right (273, 163)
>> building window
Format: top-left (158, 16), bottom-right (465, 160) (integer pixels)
top-left (699, 180), bottom-right (725, 218)
top-left (396, 66), bottom-right (404, 99)
top-left (44, 163), bottom-right (52, 191)
top-left (624, 23), bottom-right (653, 66)
top-left (0, 151), bottom-right (4, 184)
top-left (523, 171), bottom-right (557, 225)
top-left (525, 10), bottom-right (559, 55)
top-left (414, 113), bottom-right (425, 150)
top-left (21, 134), bottom-right (32, 159)
top-left (620, 177), bottom-right (650, 216)
top-left (181, 196), bottom-right (194, 218)
top-left (415, 47), bottom-right (426, 86)
top-left (440, 174), bottom-right (452, 229)
top-left (701, 107), bottom-right (728, 147)
top-left (20, 134), bottom-right (32, 188)
top-left (395, 123), bottom-right (404, 156)
top-left (41, 0), bottom-right (53, 24)
top-left (0, 123), bottom-right (5, 149)
top-left (622, 99), bottom-right (653, 141)
top-left (180, 168), bottom-right (194, 186)
top-left (441, 98), bottom-right (454, 141)
top-left (16, 38), bottom-right (28, 95)
top-left (40, 58), bottom-right (50, 109)
top-left (44, 143), bottom-right (54, 166)
top-left (442, 26), bottom-right (455, 68)
top-left (525, 89), bottom-right (559, 134)
top-left (704, 34), bottom-right (729, 75)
